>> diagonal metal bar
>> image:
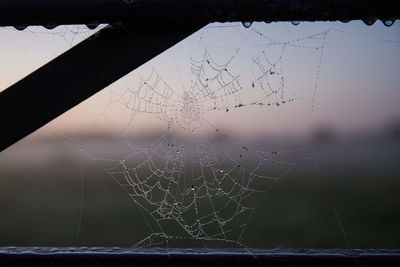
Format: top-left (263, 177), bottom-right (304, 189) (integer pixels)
top-left (0, 0), bottom-right (399, 28)
top-left (0, 23), bottom-right (204, 151)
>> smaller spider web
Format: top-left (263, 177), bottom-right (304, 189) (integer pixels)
top-left (120, 47), bottom-right (243, 135)
top-left (248, 28), bottom-right (330, 108)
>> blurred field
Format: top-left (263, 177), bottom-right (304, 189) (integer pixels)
top-left (0, 134), bottom-right (399, 249)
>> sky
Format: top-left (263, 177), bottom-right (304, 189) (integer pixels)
top-left (0, 21), bottom-right (399, 142)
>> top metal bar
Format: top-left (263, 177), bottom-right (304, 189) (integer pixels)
top-left (0, 0), bottom-right (399, 28)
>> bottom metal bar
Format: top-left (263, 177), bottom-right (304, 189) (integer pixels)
top-left (0, 247), bottom-right (399, 267)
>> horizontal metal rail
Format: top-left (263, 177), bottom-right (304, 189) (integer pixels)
top-left (1, 247), bottom-right (400, 267)
top-left (0, 0), bottom-right (398, 28)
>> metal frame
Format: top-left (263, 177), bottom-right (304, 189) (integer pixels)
top-left (0, 1), bottom-right (399, 266)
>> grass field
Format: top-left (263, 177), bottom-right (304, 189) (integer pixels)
top-left (0, 135), bottom-right (399, 249)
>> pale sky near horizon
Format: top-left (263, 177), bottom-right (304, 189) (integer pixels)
top-left (0, 21), bottom-right (399, 142)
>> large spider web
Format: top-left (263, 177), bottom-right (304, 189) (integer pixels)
top-left (79, 22), bottom-right (331, 248)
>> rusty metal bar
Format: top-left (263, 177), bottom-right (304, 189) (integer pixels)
top-left (1, 247), bottom-right (400, 267)
top-left (0, 0), bottom-right (398, 28)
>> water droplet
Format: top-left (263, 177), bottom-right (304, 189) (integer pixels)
top-left (362, 18), bottom-right (376, 26)
top-left (291, 21), bottom-right (301, 26)
top-left (86, 23), bottom-right (99, 29)
top-left (44, 24), bottom-right (57, 29)
top-left (382, 19), bottom-right (395, 27)
top-left (14, 25), bottom-right (28, 31)
top-left (242, 21), bottom-right (252, 28)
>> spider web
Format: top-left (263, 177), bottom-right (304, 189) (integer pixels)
top-left (79, 22), bottom-right (331, 248)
